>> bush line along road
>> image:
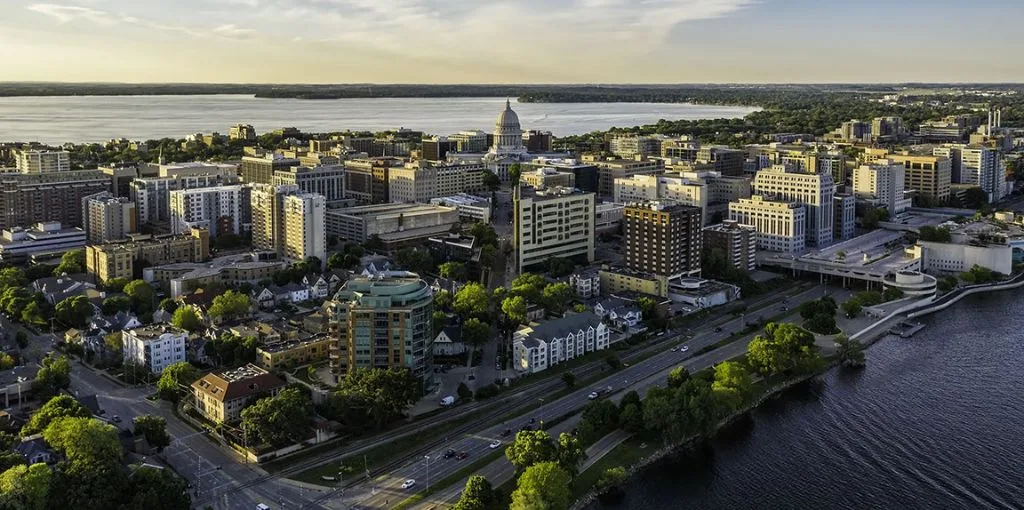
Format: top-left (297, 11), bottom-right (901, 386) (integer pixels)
top-left (297, 283), bottom-right (834, 510)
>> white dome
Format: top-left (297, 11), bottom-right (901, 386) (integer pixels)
top-left (495, 99), bottom-right (520, 130)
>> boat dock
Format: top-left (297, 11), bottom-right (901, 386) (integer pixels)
top-left (889, 321), bottom-right (926, 338)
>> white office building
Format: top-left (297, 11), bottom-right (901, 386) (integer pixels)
top-left (752, 165), bottom-right (834, 247)
top-left (389, 163), bottom-right (438, 203)
top-left (169, 185), bottom-right (249, 237)
top-left (514, 185), bottom-right (595, 272)
top-left (613, 174), bottom-right (708, 223)
top-left (852, 160), bottom-right (913, 215)
top-left (933, 145), bottom-right (1004, 203)
top-left (122, 325), bottom-right (188, 374)
top-left (430, 194), bottom-right (491, 223)
top-left (15, 150), bottom-right (70, 174)
top-left (728, 196), bottom-right (806, 253)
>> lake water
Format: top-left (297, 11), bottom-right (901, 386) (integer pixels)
top-left (0, 95), bottom-right (759, 145)
top-left (598, 289), bottom-right (1024, 510)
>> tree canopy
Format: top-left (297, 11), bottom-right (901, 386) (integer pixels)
top-left (43, 417), bottom-right (122, 467)
top-left (207, 290), bottom-right (251, 319)
top-left (453, 283), bottom-right (491, 320)
top-left (133, 415), bottom-right (171, 450)
top-left (22, 394), bottom-right (92, 436)
top-left (33, 355), bottom-right (71, 400)
top-left (170, 306), bottom-right (203, 332)
top-left (123, 280), bottom-right (155, 313)
top-left (452, 475), bottom-right (499, 510)
top-left (55, 295), bottom-right (93, 328)
top-left (157, 361), bottom-right (200, 400)
top-left (241, 387), bottom-right (313, 446)
top-left (746, 323), bottom-right (822, 377)
top-left (509, 462), bottom-right (572, 510)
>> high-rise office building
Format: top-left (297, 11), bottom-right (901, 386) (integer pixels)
top-left (272, 165), bottom-right (346, 202)
top-left (852, 161), bottom-right (913, 215)
top-left (613, 174), bottom-right (708, 223)
top-left (388, 163), bottom-right (438, 204)
top-left (833, 194), bottom-right (856, 241)
top-left (169, 185), bottom-right (250, 237)
top-left (608, 134), bottom-right (664, 159)
top-left (624, 202), bottom-right (702, 278)
top-left (885, 154), bottom-right (952, 205)
top-left (523, 130), bottom-right (553, 152)
top-left (449, 131), bottom-right (489, 153)
top-left (343, 158), bottom-right (399, 203)
top-left (696, 147), bottom-right (745, 176)
top-left (327, 269), bottom-right (434, 389)
top-left (752, 165), bottom-right (834, 247)
top-left (421, 137), bottom-right (458, 162)
top-left (728, 196), bottom-right (806, 253)
top-left (99, 163), bottom-right (140, 198)
top-left (241, 154), bottom-right (300, 185)
top-left (15, 150), bottom-right (70, 174)
top-left (82, 191), bottom-right (136, 243)
top-left (702, 220), bottom-right (757, 272)
top-left (933, 145), bottom-right (1002, 203)
top-left (514, 185), bottom-right (595, 273)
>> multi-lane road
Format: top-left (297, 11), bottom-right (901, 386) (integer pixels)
top-left (310, 283), bottom-right (843, 510)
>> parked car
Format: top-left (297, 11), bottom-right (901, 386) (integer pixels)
top-left (401, 479), bottom-right (416, 489)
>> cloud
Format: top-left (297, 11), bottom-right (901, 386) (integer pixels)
top-left (212, 23), bottom-right (254, 39)
top-left (26, 3), bottom-right (114, 24)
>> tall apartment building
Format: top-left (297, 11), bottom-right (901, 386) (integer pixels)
top-left (833, 194), bottom-right (856, 241)
top-left (272, 165), bottom-right (346, 202)
top-left (99, 164), bottom-right (140, 198)
top-left (624, 202), bottom-right (702, 278)
top-left (884, 154), bottom-right (952, 205)
top-left (228, 124), bottom-right (257, 141)
top-left (729, 196), bottom-right (806, 253)
top-left (421, 137), bottom-right (458, 162)
top-left (933, 145), bottom-right (1003, 202)
top-left (85, 229), bottom-right (210, 282)
top-left (0, 169), bottom-right (111, 230)
top-left (250, 184), bottom-right (296, 254)
top-left (613, 174), bottom-right (707, 223)
top-left (514, 186), bottom-right (595, 273)
top-left (327, 270), bottom-right (434, 389)
top-left (871, 116), bottom-right (904, 142)
top-left (388, 163), bottom-right (438, 203)
top-left (661, 139), bottom-right (700, 160)
top-left (343, 158), bottom-right (399, 203)
top-left (130, 171), bottom-right (239, 225)
top-left (436, 162), bottom-right (487, 196)
top-left (591, 157), bottom-right (663, 198)
top-left (702, 220), bottom-right (757, 272)
top-left (282, 192), bottom-right (327, 264)
top-left (82, 191), bottom-right (136, 243)
top-left (523, 130), bottom-right (553, 153)
top-left (15, 150), bottom-right (70, 174)
top-left (122, 325), bottom-right (187, 374)
top-left (752, 165), bottom-right (834, 247)
top-left (241, 154), bottom-right (299, 185)
top-left (852, 161), bottom-right (913, 215)
top-left (169, 185), bottom-right (250, 237)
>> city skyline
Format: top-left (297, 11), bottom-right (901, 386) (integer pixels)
top-left (2, 0), bottom-right (1024, 83)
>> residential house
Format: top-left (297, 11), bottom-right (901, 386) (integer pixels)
top-left (569, 269), bottom-right (601, 299)
top-left (433, 318), bottom-right (466, 356)
top-left (252, 282), bottom-right (310, 310)
top-left (191, 364), bottom-right (287, 424)
top-left (32, 274), bottom-right (100, 305)
top-left (512, 312), bottom-right (610, 374)
top-left (13, 434), bottom-right (58, 465)
top-left (593, 297), bottom-right (644, 330)
top-left (302, 273), bottom-right (342, 300)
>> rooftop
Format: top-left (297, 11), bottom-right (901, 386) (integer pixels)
top-left (519, 312), bottom-right (603, 342)
top-left (126, 324), bottom-right (187, 339)
top-left (192, 363), bottom-right (286, 403)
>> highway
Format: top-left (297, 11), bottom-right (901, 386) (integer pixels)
top-left (313, 283), bottom-right (841, 510)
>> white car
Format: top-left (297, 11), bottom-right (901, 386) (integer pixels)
top-left (680, 345), bottom-right (689, 352)
top-left (401, 479), bottom-right (416, 489)
top-left (489, 440), bottom-right (502, 449)
top-left (256, 504), bottom-right (270, 510)
top-left (587, 391), bottom-right (599, 400)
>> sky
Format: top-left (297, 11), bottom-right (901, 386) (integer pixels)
top-left (1, 0), bottom-right (1023, 84)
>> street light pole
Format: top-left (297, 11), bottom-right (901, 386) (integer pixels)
top-left (424, 455), bottom-right (430, 489)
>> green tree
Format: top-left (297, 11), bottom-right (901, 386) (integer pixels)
top-left (207, 290), bottom-right (251, 320)
top-left (461, 317), bottom-right (491, 349)
top-left (0, 267), bottom-right (27, 289)
top-left (505, 429), bottom-right (558, 474)
top-left (561, 372), bottom-right (576, 388)
top-left (157, 298), bottom-right (179, 313)
top-left (20, 301), bottom-right (48, 327)
top-left (15, 330), bottom-right (28, 348)
top-left (0, 352), bottom-right (13, 370)
top-left (541, 282), bottom-right (574, 315)
top-left (454, 283), bottom-right (491, 319)
top-left (501, 295), bottom-right (528, 325)
top-left (329, 367), bottom-right (422, 431)
top-left (43, 416), bottom-right (122, 467)
top-left (100, 295), bottom-right (132, 315)
top-left (438, 261), bottom-right (468, 281)
top-left (394, 247), bottom-right (434, 275)
top-left (712, 361), bottom-right (752, 411)
top-left (452, 475), bottom-right (498, 510)
top-left (156, 361), bottom-right (200, 401)
top-left (511, 273), bottom-right (546, 304)
top-left (124, 465), bottom-right (192, 510)
top-left (556, 432), bottom-right (586, 477)
top-left (595, 466), bottom-right (627, 493)
top-left (841, 299), bottom-right (862, 318)
top-left (432, 311), bottom-right (448, 336)
top-left (835, 334), bottom-right (867, 368)
top-left (667, 366), bottom-right (690, 389)
top-left (804, 313), bottom-right (839, 335)
top-left (53, 249), bottom-right (85, 275)
top-left (55, 295), bottom-right (93, 328)
top-left (434, 289), bottom-right (452, 310)
top-left (545, 257), bottom-right (575, 278)
top-left (203, 333), bottom-right (258, 366)
top-left (605, 353), bottom-right (623, 370)
top-left (619, 402), bottom-right (644, 433)
top-left (509, 462), bottom-right (571, 510)
top-left (123, 280), bottom-right (155, 313)
top-left (746, 323), bottom-right (821, 377)
top-left (133, 415), bottom-right (171, 450)
top-left (457, 382), bottom-right (473, 400)
top-left (171, 306), bottom-right (203, 332)
top-left (241, 387), bottom-right (313, 446)
top-left (918, 225), bottom-right (952, 242)
top-left (0, 463), bottom-right (51, 510)
top-left (32, 355), bottom-right (71, 400)
top-left (508, 164), bottom-right (523, 187)
top-left (0, 450), bottom-right (27, 473)
top-left (481, 172), bottom-right (501, 192)
top-left (467, 223), bottom-right (498, 248)
top-left (103, 277), bottom-right (131, 293)
top-left (22, 394), bottom-right (92, 435)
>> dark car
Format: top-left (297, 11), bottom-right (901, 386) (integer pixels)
top-left (500, 428), bottom-right (512, 437)
top-left (455, 451), bottom-right (469, 460)
top-left (443, 449), bottom-right (456, 459)
top-left (714, 326), bottom-right (723, 332)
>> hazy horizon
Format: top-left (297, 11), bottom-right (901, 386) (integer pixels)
top-left (3, 0), bottom-right (1023, 84)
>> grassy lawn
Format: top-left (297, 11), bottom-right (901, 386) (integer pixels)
top-left (391, 449), bottom-right (506, 510)
top-left (570, 434), bottom-right (657, 500)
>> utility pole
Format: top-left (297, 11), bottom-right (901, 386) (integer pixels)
top-left (424, 455), bottom-right (430, 489)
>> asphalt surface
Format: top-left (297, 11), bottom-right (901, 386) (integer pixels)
top-left (312, 284), bottom-right (841, 510)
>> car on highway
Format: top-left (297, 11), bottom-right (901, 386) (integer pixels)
top-left (714, 326), bottom-right (723, 332)
top-left (443, 449), bottom-right (456, 459)
top-left (587, 391), bottom-right (599, 400)
top-left (456, 451), bottom-right (469, 460)
top-left (670, 346), bottom-right (678, 352)
top-left (401, 479), bottom-right (416, 489)
top-left (112, 415), bottom-right (121, 423)
top-left (500, 428), bottom-right (512, 437)
top-left (680, 345), bottom-right (689, 352)
top-left (489, 440), bottom-right (502, 449)
top-left (256, 504), bottom-right (270, 510)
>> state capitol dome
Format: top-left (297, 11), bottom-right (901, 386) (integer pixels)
top-left (495, 99), bottom-right (521, 130)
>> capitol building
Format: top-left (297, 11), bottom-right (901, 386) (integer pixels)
top-left (448, 99), bottom-right (567, 182)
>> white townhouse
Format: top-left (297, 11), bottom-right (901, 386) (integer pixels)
top-left (512, 312), bottom-right (610, 374)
